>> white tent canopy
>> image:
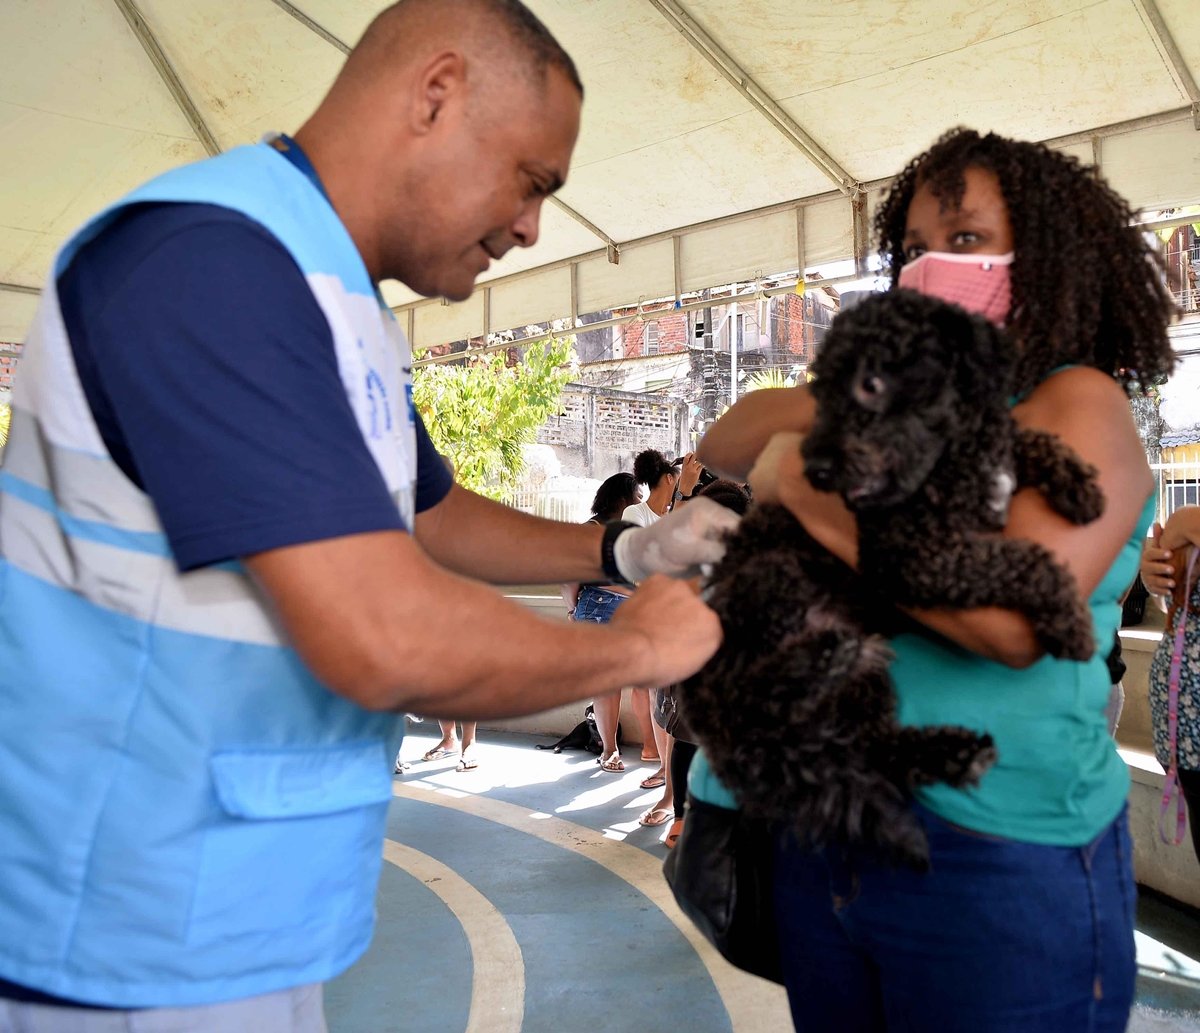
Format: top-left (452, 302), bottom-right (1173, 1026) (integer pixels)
top-left (1, 0), bottom-right (1198, 346)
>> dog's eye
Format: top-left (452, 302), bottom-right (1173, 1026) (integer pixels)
top-left (852, 373), bottom-right (889, 412)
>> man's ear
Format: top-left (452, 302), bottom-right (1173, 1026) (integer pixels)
top-left (409, 50), bottom-right (467, 135)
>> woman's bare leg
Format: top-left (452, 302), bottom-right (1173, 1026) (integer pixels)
top-left (630, 687), bottom-right (659, 762)
top-left (593, 690), bottom-right (623, 760)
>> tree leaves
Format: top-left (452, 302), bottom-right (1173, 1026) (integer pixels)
top-left (412, 338), bottom-right (573, 499)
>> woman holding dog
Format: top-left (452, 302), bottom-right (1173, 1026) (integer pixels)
top-left (699, 128), bottom-right (1175, 1031)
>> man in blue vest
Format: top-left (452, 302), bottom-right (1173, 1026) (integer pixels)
top-left (0, 1), bottom-right (734, 1029)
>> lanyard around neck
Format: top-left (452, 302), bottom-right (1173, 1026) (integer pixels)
top-left (268, 133), bottom-right (331, 205)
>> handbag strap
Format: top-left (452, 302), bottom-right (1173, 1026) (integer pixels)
top-left (1160, 547), bottom-right (1199, 846)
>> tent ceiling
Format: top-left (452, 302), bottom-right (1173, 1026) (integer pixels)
top-left (0, 0), bottom-right (1197, 345)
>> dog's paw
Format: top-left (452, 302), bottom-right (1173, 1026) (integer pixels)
top-left (1036, 607), bottom-right (1095, 661)
top-left (1055, 473), bottom-right (1105, 526)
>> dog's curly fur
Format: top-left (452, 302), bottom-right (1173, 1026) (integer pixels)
top-left (680, 290), bottom-right (1104, 868)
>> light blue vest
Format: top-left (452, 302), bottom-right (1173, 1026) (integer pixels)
top-left (0, 144), bottom-right (416, 1007)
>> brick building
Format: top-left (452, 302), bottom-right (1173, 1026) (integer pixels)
top-left (0, 342), bottom-right (22, 396)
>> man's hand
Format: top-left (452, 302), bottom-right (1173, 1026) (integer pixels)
top-left (609, 575), bottom-right (723, 685)
top-left (613, 497), bottom-right (740, 581)
top-left (1141, 522), bottom-right (1175, 596)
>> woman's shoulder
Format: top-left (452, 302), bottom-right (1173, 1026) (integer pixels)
top-left (1013, 367), bottom-right (1140, 463)
top-left (621, 502), bottom-right (651, 526)
top-left (1017, 367), bottom-right (1126, 419)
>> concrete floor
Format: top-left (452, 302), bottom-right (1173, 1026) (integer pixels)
top-left (326, 728), bottom-right (1200, 1033)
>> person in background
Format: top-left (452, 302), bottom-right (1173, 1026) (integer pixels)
top-left (566, 472), bottom-right (639, 771)
top-left (624, 449), bottom-right (703, 821)
top-left (700, 127), bottom-right (1174, 1031)
top-left (416, 719), bottom-right (481, 772)
top-left (1143, 507), bottom-right (1200, 862)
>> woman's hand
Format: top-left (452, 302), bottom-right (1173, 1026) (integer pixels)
top-left (1140, 522), bottom-right (1175, 596)
top-left (1160, 506), bottom-right (1200, 553)
top-left (746, 431), bottom-right (805, 505)
top-left (698, 385), bottom-right (816, 479)
top-left (677, 452), bottom-right (704, 496)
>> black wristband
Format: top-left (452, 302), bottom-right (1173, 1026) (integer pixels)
top-left (600, 520), bottom-right (637, 583)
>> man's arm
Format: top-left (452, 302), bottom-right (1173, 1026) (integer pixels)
top-left (245, 529), bottom-right (721, 717)
top-left (414, 482), bottom-right (740, 585)
top-left (414, 484), bottom-right (606, 582)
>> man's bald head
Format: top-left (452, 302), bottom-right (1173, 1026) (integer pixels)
top-left (342, 0), bottom-right (582, 101)
top-left (294, 0), bottom-right (582, 297)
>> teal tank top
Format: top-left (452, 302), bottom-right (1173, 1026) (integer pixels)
top-left (893, 490), bottom-right (1154, 845)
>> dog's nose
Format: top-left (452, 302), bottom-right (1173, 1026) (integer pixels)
top-left (806, 456), bottom-right (835, 491)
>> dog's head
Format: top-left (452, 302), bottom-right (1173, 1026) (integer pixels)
top-left (802, 290), bottom-right (1012, 510)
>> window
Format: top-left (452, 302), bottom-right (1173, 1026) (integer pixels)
top-left (645, 322), bottom-right (660, 355)
top-left (1168, 476), bottom-right (1200, 513)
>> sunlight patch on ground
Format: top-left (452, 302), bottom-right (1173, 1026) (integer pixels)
top-left (1138, 931), bottom-right (1200, 982)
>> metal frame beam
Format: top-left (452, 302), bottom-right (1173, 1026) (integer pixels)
top-left (548, 197), bottom-right (621, 259)
top-left (1133, 0), bottom-right (1200, 106)
top-left (111, 0), bottom-right (221, 157)
top-left (645, 0), bottom-right (858, 196)
top-left (265, 0), bottom-right (351, 54)
top-left (0, 282), bottom-right (39, 298)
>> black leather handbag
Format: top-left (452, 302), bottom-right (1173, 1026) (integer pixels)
top-left (662, 796), bottom-right (783, 984)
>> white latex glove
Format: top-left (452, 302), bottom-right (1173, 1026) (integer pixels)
top-left (613, 496), bottom-right (741, 582)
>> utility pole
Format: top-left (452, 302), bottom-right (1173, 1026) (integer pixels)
top-left (699, 288), bottom-right (716, 426)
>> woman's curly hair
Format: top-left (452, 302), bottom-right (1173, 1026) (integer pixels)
top-left (875, 128), bottom-right (1176, 396)
top-left (632, 449), bottom-right (674, 489)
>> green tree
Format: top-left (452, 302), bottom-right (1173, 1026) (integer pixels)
top-left (413, 336), bottom-right (573, 498)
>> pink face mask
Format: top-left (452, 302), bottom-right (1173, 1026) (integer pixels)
top-left (897, 251), bottom-right (1014, 326)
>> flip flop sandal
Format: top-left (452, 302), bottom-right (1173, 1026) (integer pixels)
top-left (456, 756), bottom-right (479, 772)
top-left (639, 774), bottom-right (666, 790)
top-left (598, 754), bottom-right (625, 773)
top-left (664, 818), bottom-right (685, 848)
top-left (422, 745), bottom-right (459, 762)
top-left (638, 807), bottom-right (674, 827)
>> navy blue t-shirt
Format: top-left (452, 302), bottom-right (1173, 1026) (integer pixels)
top-left (56, 202), bottom-right (452, 571)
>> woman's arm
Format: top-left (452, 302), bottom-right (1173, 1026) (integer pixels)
top-left (697, 385), bottom-right (816, 480)
top-left (750, 368), bottom-right (1152, 668)
top-left (1156, 507), bottom-right (1200, 614)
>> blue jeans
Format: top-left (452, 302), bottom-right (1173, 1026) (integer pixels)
top-left (773, 804), bottom-right (1136, 1032)
top-left (572, 586), bottom-right (627, 624)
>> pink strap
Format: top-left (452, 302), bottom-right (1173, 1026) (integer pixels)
top-left (1160, 548), bottom-right (1199, 846)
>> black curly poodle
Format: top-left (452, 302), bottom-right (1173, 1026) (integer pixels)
top-left (680, 290), bottom-right (1104, 868)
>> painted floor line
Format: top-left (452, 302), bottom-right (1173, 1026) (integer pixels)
top-left (382, 838), bottom-right (526, 1033)
top-left (391, 779), bottom-right (791, 1032)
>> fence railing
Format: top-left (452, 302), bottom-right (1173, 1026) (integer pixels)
top-left (500, 486), bottom-right (595, 525)
top-left (1172, 287), bottom-right (1200, 314)
top-left (1152, 461), bottom-right (1200, 525)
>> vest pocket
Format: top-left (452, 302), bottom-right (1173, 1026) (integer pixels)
top-left (188, 742), bottom-right (393, 947)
